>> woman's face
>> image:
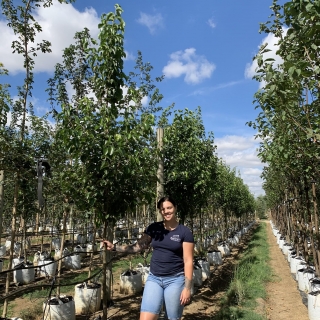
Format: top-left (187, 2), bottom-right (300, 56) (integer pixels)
top-left (160, 201), bottom-right (176, 221)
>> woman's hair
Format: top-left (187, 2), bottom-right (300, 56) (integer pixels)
top-left (157, 195), bottom-right (177, 209)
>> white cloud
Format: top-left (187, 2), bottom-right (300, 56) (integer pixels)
top-left (137, 12), bottom-right (164, 34)
top-left (215, 135), bottom-right (258, 152)
top-left (124, 51), bottom-right (135, 61)
top-left (0, 1), bottom-right (100, 74)
top-left (244, 29), bottom-right (288, 86)
top-left (243, 168), bottom-right (262, 176)
top-left (190, 80), bottom-right (243, 96)
top-left (216, 135), bottom-right (264, 196)
top-left (141, 95), bottom-right (149, 106)
top-left (208, 18), bottom-right (216, 29)
top-left (121, 86), bottom-right (148, 107)
top-left (163, 48), bottom-right (215, 84)
top-left (6, 95), bottom-right (50, 126)
top-left (6, 111), bottom-right (12, 126)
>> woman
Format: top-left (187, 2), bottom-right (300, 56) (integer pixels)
top-left (102, 196), bottom-right (194, 320)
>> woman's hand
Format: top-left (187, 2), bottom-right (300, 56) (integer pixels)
top-left (101, 240), bottom-right (114, 251)
top-left (180, 287), bottom-right (191, 305)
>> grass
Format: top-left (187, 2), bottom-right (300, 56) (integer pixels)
top-left (19, 303), bottom-right (43, 320)
top-left (211, 222), bottom-right (272, 320)
top-left (0, 302), bottom-right (16, 319)
top-left (113, 252), bottom-right (151, 271)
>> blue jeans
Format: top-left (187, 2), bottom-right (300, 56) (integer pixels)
top-left (140, 272), bottom-right (185, 319)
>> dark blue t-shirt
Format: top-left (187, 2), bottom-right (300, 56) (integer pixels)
top-left (145, 222), bottom-right (194, 276)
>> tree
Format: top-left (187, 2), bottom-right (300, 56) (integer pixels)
top-left (160, 107), bottom-right (217, 225)
top-left (49, 5), bottom-right (164, 317)
top-left (249, 0), bottom-right (320, 274)
top-left (0, 0), bottom-right (74, 316)
top-left (255, 195), bottom-right (267, 219)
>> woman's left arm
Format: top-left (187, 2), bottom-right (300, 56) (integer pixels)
top-left (180, 241), bottom-right (194, 305)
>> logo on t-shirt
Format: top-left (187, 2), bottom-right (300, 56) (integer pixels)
top-left (170, 235), bottom-right (181, 242)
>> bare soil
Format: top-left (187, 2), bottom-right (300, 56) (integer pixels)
top-left (4, 222), bottom-right (311, 319)
top-left (265, 221), bottom-right (308, 320)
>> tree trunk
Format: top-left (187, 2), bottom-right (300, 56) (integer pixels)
top-left (56, 205), bottom-right (68, 296)
top-left (88, 211), bottom-right (96, 280)
top-left (0, 170), bottom-right (4, 246)
top-left (101, 219), bottom-right (114, 320)
top-left (2, 178), bottom-right (18, 317)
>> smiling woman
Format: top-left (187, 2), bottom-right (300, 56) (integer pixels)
top-left (103, 196), bottom-right (195, 320)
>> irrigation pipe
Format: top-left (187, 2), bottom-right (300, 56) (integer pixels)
top-left (0, 267), bottom-right (104, 302)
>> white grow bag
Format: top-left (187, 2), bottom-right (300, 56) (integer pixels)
top-left (38, 258), bottom-right (57, 277)
top-left (120, 270), bottom-right (142, 294)
top-left (308, 291), bottom-right (320, 320)
top-left (207, 250), bottom-right (222, 266)
top-left (13, 262), bottom-right (35, 284)
top-left (193, 269), bottom-right (202, 287)
top-left (198, 259), bottom-right (210, 281)
top-left (297, 268), bottom-right (315, 293)
top-left (43, 295), bottom-right (75, 320)
top-left (0, 245), bottom-right (6, 257)
top-left (74, 282), bottom-right (101, 314)
top-left (135, 263), bottom-right (150, 284)
top-left (282, 243), bottom-right (292, 256)
top-left (309, 278), bottom-right (320, 293)
top-left (64, 253), bottom-right (81, 270)
top-left (217, 243), bottom-right (230, 257)
top-left (52, 238), bottom-right (61, 250)
top-left (290, 256), bottom-right (304, 274)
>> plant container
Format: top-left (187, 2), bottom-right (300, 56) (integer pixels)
top-left (193, 265), bottom-right (202, 287)
top-left (288, 249), bottom-right (296, 263)
top-left (75, 234), bottom-right (86, 244)
top-left (12, 257), bottom-right (24, 267)
top-left (297, 268), bottom-right (315, 293)
top-left (86, 243), bottom-right (97, 253)
top-left (295, 262), bottom-right (307, 281)
top-left (43, 295), bottom-right (75, 320)
top-left (309, 278), bottom-right (320, 293)
top-left (198, 259), bottom-right (210, 281)
top-left (74, 282), bottom-right (101, 314)
top-left (135, 263), bottom-right (150, 284)
top-left (64, 253), bottom-right (81, 270)
top-left (52, 238), bottom-right (61, 250)
top-left (74, 245), bottom-right (87, 258)
top-left (120, 270), bottom-right (142, 294)
top-left (38, 258), bottom-right (57, 277)
top-left (217, 243), bottom-right (230, 257)
top-left (308, 291), bottom-right (320, 320)
top-left (207, 250), bottom-right (222, 266)
top-left (13, 261), bottom-right (35, 284)
top-left (0, 245), bottom-right (6, 257)
top-left (290, 256), bottom-right (304, 274)
top-left (282, 243), bottom-right (291, 256)
top-left (278, 238), bottom-right (285, 250)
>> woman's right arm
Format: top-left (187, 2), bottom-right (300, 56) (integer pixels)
top-left (102, 233), bottom-right (151, 254)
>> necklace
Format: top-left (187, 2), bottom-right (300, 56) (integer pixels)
top-left (163, 221), bottom-right (179, 231)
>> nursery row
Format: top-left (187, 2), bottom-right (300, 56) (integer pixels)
top-left (0, 221), bottom-right (256, 319)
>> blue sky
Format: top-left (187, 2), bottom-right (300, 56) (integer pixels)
top-left (0, 0), bottom-right (286, 196)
